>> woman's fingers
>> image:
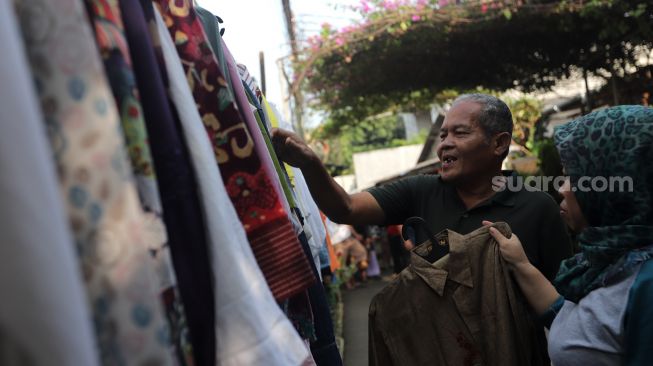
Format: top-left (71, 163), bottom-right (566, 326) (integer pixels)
top-left (484, 222), bottom-right (528, 265)
top-left (488, 226), bottom-right (507, 242)
top-left (481, 220), bottom-right (493, 226)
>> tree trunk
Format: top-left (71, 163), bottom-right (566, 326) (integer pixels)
top-left (611, 76), bottom-right (620, 105)
top-left (610, 65), bottom-right (620, 105)
top-left (583, 68), bottom-right (592, 112)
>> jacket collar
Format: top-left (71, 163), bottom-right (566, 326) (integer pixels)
top-left (411, 223), bottom-right (512, 295)
top-left (411, 251), bottom-right (448, 296)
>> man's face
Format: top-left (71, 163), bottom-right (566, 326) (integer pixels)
top-left (436, 101), bottom-right (496, 183)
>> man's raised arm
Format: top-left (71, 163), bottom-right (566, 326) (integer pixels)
top-left (271, 128), bottom-right (385, 225)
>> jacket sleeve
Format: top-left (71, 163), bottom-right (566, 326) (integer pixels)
top-left (537, 193), bottom-right (573, 280)
top-left (624, 260), bottom-right (653, 366)
top-left (369, 298), bottom-right (393, 366)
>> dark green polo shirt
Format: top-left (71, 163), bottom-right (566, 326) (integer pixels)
top-left (367, 173), bottom-right (573, 280)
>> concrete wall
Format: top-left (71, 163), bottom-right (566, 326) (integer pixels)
top-left (352, 144), bottom-right (423, 190)
top-left (399, 111), bottom-right (433, 140)
top-left (333, 174), bottom-right (357, 194)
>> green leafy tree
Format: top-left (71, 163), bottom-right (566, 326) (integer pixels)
top-left (311, 113), bottom-right (427, 175)
top-left (294, 0), bottom-right (652, 133)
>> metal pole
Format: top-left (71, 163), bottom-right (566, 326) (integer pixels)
top-left (259, 51), bottom-right (266, 96)
top-left (281, 0), bottom-right (305, 140)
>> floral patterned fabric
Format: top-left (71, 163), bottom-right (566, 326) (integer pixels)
top-left (13, 0), bottom-right (174, 364)
top-left (85, 0), bottom-right (159, 209)
top-left (154, 0), bottom-right (316, 300)
top-left (84, 1), bottom-right (193, 364)
top-left (553, 105), bottom-right (653, 302)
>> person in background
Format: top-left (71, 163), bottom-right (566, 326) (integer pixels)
top-left (386, 225), bottom-right (410, 274)
top-left (329, 224), bottom-right (368, 288)
top-left (359, 225), bottom-right (383, 280)
top-left (488, 105), bottom-right (653, 365)
top-left (402, 224), bottom-right (416, 251)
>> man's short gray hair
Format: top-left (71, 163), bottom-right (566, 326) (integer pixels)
top-left (452, 93), bottom-right (513, 139)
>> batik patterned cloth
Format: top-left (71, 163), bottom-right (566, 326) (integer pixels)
top-left (84, 1), bottom-right (193, 364)
top-left (195, 5), bottom-right (234, 100)
top-left (154, 0), bottom-right (315, 300)
top-left (221, 40), bottom-right (294, 216)
top-left (13, 0), bottom-right (174, 364)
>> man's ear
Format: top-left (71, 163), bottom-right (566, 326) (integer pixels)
top-left (494, 132), bottom-right (512, 156)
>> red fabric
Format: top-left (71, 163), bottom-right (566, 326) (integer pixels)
top-left (386, 225), bottom-right (401, 237)
top-left (155, 1), bottom-right (314, 300)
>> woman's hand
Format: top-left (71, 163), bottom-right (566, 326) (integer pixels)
top-left (482, 220), bottom-right (529, 268)
top-left (482, 221), bottom-right (560, 315)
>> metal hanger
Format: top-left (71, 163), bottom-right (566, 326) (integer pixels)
top-left (215, 15), bottom-right (225, 36)
top-left (402, 216), bottom-right (449, 261)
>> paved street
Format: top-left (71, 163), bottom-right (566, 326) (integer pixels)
top-left (342, 279), bottom-right (389, 366)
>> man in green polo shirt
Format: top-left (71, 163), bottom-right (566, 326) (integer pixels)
top-left (272, 93), bottom-right (572, 280)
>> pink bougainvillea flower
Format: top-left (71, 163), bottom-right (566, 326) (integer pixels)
top-left (341, 25), bottom-right (356, 34)
top-left (412, 14), bottom-right (421, 21)
top-left (481, 3), bottom-right (488, 13)
top-left (360, 0), bottom-right (372, 13)
top-left (438, 0), bottom-right (449, 7)
top-left (335, 37), bottom-right (345, 46)
top-left (380, 0), bottom-right (398, 11)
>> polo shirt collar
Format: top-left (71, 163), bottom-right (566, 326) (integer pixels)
top-left (439, 171), bottom-right (518, 209)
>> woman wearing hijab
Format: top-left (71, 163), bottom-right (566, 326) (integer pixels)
top-left (487, 105), bottom-right (653, 365)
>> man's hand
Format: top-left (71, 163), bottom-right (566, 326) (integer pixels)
top-left (271, 128), bottom-right (317, 170)
top-left (271, 128), bottom-right (386, 226)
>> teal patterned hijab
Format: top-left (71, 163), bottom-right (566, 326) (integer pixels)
top-left (553, 105), bottom-right (653, 303)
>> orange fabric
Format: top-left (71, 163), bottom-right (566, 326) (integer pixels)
top-left (321, 212), bottom-right (340, 271)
